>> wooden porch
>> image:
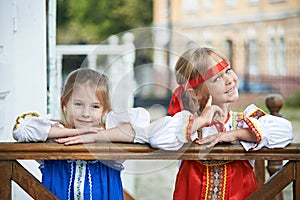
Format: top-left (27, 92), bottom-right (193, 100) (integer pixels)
top-left (0, 142), bottom-right (299, 200)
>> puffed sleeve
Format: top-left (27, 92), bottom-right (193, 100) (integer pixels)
top-left (239, 104), bottom-right (294, 151)
top-left (134, 110), bottom-right (198, 150)
top-left (106, 107), bottom-right (151, 129)
top-left (106, 108), bottom-right (198, 150)
top-left (12, 112), bottom-right (61, 142)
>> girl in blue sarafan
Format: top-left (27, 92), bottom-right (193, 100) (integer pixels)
top-left (12, 68), bottom-right (146, 200)
top-left (13, 68), bottom-right (222, 200)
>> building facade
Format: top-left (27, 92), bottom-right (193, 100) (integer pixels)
top-left (153, 0), bottom-right (300, 96)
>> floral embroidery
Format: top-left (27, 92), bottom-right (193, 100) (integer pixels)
top-left (205, 164), bottom-right (227, 200)
top-left (243, 117), bottom-right (262, 144)
top-left (74, 161), bottom-right (87, 200)
top-left (185, 115), bottom-right (194, 142)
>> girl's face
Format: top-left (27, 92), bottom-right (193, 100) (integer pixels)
top-left (64, 84), bottom-right (104, 129)
top-left (205, 65), bottom-right (239, 106)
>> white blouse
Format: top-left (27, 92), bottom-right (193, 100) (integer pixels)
top-left (13, 105), bottom-right (294, 152)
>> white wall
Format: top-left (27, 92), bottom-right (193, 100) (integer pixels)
top-left (0, 0), bottom-right (47, 199)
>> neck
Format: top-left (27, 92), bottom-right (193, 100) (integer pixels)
top-left (217, 103), bottom-right (230, 123)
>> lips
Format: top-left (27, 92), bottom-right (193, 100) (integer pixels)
top-left (77, 120), bottom-right (92, 124)
top-left (225, 87), bottom-right (237, 94)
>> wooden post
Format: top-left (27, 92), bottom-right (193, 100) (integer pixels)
top-left (265, 93), bottom-right (284, 200)
top-left (0, 161), bottom-right (12, 200)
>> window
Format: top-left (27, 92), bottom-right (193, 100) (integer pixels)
top-left (268, 38), bottom-right (276, 75)
top-left (225, 0), bottom-right (236, 8)
top-left (248, 0), bottom-right (259, 6)
top-left (278, 37), bottom-right (286, 75)
top-left (224, 40), bottom-right (233, 67)
top-left (248, 39), bottom-right (258, 75)
top-left (203, 0), bottom-right (213, 11)
top-left (268, 0), bottom-right (286, 3)
top-left (183, 0), bottom-right (199, 14)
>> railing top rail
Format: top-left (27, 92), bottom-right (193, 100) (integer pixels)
top-left (0, 142), bottom-right (299, 161)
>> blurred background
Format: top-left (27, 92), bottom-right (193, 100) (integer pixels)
top-left (55, 1), bottom-right (300, 199)
top-left (1, 0), bottom-right (299, 199)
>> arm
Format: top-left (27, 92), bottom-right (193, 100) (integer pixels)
top-left (143, 96), bottom-right (224, 150)
top-left (56, 123), bottom-right (135, 145)
top-left (56, 108), bottom-right (147, 145)
top-left (48, 126), bottom-right (100, 139)
top-left (196, 128), bottom-right (257, 148)
top-left (12, 112), bottom-right (100, 142)
top-left (197, 104), bottom-right (294, 150)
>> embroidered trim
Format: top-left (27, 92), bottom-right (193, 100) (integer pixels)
top-left (243, 117), bottom-right (262, 144)
top-left (231, 112), bottom-right (243, 130)
top-left (74, 161), bottom-right (87, 200)
top-left (87, 165), bottom-right (93, 200)
top-left (198, 160), bottom-right (232, 166)
top-left (197, 128), bottom-right (203, 139)
top-left (13, 112), bottom-right (40, 131)
top-left (185, 115), bottom-right (195, 142)
top-left (205, 164), bottom-right (227, 200)
top-left (222, 164), bottom-right (227, 200)
top-left (246, 108), bottom-right (266, 119)
top-left (68, 162), bottom-right (74, 200)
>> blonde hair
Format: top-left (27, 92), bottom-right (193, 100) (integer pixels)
top-left (60, 68), bottom-right (111, 128)
top-left (174, 46), bottom-right (229, 113)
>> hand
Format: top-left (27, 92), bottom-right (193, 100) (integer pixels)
top-left (56, 133), bottom-right (97, 145)
top-left (199, 95), bottom-right (224, 126)
top-left (195, 131), bottom-right (237, 148)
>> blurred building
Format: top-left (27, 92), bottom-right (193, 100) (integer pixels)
top-left (153, 0), bottom-right (300, 96)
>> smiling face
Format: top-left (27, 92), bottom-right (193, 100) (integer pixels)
top-left (191, 49), bottom-right (239, 109)
top-left (205, 65), bottom-right (239, 106)
top-left (63, 83), bottom-right (104, 129)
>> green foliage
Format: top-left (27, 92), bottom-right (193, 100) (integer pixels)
top-left (56, 0), bottom-right (153, 44)
top-left (285, 90), bottom-right (300, 108)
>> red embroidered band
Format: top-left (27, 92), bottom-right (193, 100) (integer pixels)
top-left (168, 60), bottom-right (229, 116)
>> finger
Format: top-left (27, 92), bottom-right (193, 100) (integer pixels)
top-left (205, 95), bottom-right (212, 107)
top-left (55, 138), bottom-right (68, 143)
top-left (196, 135), bottom-right (214, 144)
top-left (206, 139), bottom-right (218, 148)
top-left (212, 105), bottom-right (225, 117)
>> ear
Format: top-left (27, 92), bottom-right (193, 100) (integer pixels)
top-left (186, 88), bottom-right (197, 97)
top-left (62, 104), bottom-right (67, 112)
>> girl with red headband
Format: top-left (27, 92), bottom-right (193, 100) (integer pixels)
top-left (168, 47), bottom-right (294, 199)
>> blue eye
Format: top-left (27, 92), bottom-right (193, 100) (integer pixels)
top-left (74, 102), bottom-right (82, 107)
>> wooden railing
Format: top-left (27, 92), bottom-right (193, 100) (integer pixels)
top-left (0, 142), bottom-right (299, 200)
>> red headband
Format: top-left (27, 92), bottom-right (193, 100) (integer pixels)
top-left (168, 60), bottom-right (229, 116)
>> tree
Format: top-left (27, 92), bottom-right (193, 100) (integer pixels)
top-left (56, 0), bottom-right (153, 44)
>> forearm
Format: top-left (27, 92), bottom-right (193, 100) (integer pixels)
top-left (95, 123), bottom-right (135, 143)
top-left (48, 126), bottom-right (78, 139)
top-left (229, 128), bottom-right (257, 142)
top-left (191, 116), bottom-right (209, 133)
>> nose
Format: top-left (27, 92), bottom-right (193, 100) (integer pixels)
top-left (81, 106), bottom-right (90, 117)
top-left (224, 74), bottom-right (233, 85)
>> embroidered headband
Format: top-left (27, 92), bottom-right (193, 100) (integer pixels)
top-left (168, 60), bottom-right (229, 116)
